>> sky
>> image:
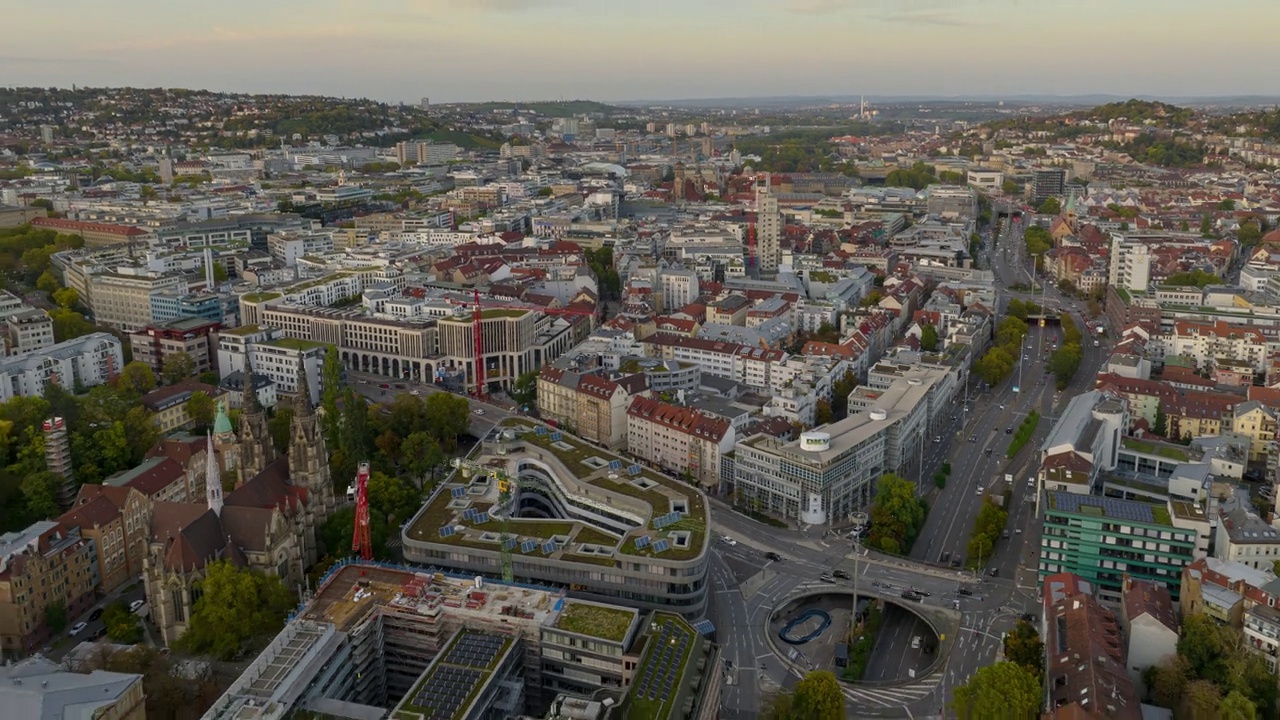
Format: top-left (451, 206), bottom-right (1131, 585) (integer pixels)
top-left (2, 0), bottom-right (1277, 104)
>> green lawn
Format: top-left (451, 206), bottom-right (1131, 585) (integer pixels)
top-left (555, 601), bottom-right (634, 641)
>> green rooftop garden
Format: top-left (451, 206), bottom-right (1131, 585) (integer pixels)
top-left (220, 323), bottom-right (262, 336)
top-left (1122, 437), bottom-right (1190, 462)
top-left (482, 308), bottom-right (530, 319)
top-left (1115, 287), bottom-right (1131, 303)
top-left (623, 615), bottom-right (698, 720)
top-left (266, 337), bottom-right (328, 351)
top-left (1152, 506), bottom-right (1172, 526)
top-left (554, 601), bottom-right (635, 642)
top-left (240, 292), bottom-right (281, 303)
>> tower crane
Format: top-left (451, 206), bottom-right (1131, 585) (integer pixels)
top-left (450, 456), bottom-right (520, 582)
top-left (466, 292), bottom-right (599, 400)
top-left (351, 462), bottom-right (373, 561)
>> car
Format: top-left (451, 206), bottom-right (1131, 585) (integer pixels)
top-left (969, 435), bottom-right (977, 443)
top-left (1021, 613), bottom-right (1036, 623)
top-left (933, 436), bottom-right (941, 443)
top-left (91, 626), bottom-right (108, 640)
top-left (89, 607), bottom-right (104, 621)
top-left (379, 383), bottom-right (390, 389)
top-left (911, 636), bottom-right (921, 649)
top-left (940, 552), bottom-right (951, 564)
top-left (900, 591), bottom-right (923, 602)
top-left (410, 389), bottom-right (421, 396)
top-left (984, 448), bottom-right (992, 456)
top-left (988, 567), bottom-right (999, 577)
top-left (1015, 528), bottom-right (1023, 535)
top-left (473, 409), bottom-right (485, 415)
top-left (833, 570), bottom-right (851, 580)
top-left (819, 573), bottom-right (835, 583)
top-left (765, 552), bottom-right (783, 562)
top-left (957, 588), bottom-right (973, 596)
top-left (999, 404), bottom-right (1005, 410)
top-left (911, 588), bottom-right (931, 597)
top-left (69, 621), bottom-right (88, 637)
top-left (1006, 427), bottom-right (1013, 434)
top-left (976, 486), bottom-right (984, 496)
top-left (951, 557), bottom-right (962, 567)
top-left (1002, 529), bottom-right (1010, 539)
top-left (722, 535), bottom-right (737, 546)
top-left (128, 600), bottom-right (145, 614)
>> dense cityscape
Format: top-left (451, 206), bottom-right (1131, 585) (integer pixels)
top-left (3, 81), bottom-right (1280, 720)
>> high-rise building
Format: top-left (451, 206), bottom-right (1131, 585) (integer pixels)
top-left (1032, 168), bottom-right (1067, 204)
top-left (39, 125), bottom-right (54, 144)
top-left (755, 175), bottom-right (781, 274)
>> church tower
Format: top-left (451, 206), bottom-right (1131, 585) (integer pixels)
top-left (213, 399), bottom-right (239, 476)
top-left (205, 432), bottom-right (223, 516)
top-left (237, 367), bottom-right (276, 480)
top-left (289, 363), bottom-right (333, 514)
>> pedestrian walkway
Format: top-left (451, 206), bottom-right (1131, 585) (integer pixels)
top-left (844, 674), bottom-right (942, 709)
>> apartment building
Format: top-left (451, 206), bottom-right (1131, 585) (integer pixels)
top-left (1108, 236), bottom-right (1153, 292)
top-left (1039, 493), bottom-right (1196, 604)
top-left (0, 521), bottom-right (98, 655)
top-left (0, 657), bottom-right (146, 720)
top-left (30, 216), bottom-right (150, 246)
top-left (141, 381), bottom-right (228, 434)
top-left (755, 182), bottom-right (781, 273)
top-left (1180, 556), bottom-right (1280, 628)
top-left (706, 295), bottom-right (751, 326)
top-left (1164, 320), bottom-right (1267, 374)
top-left (218, 326), bottom-right (326, 406)
top-left (0, 333), bottom-right (124, 402)
top-left (128, 316), bottom-right (221, 376)
top-left (1041, 572), bottom-right (1143, 719)
top-left (1118, 577), bottom-right (1179, 697)
top-left (5, 308), bottom-right (53, 356)
top-left (1215, 492), bottom-right (1280, 572)
top-left (55, 484), bottom-right (151, 595)
top-left (626, 396), bottom-right (734, 491)
top-left (536, 367), bottom-right (649, 448)
top-left (150, 290), bottom-right (237, 326)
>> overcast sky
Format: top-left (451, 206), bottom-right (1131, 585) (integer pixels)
top-left (3, 0), bottom-right (1275, 103)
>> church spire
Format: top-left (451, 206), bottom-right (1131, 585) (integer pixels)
top-left (206, 431), bottom-right (223, 516)
top-left (295, 362), bottom-right (314, 417)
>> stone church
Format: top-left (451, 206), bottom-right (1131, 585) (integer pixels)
top-left (142, 365), bottom-right (338, 646)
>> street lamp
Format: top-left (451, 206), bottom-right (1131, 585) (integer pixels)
top-left (849, 511), bottom-right (868, 643)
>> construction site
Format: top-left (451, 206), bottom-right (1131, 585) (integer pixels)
top-left (199, 562), bottom-right (724, 720)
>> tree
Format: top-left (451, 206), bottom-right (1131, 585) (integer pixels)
top-left (401, 431), bottom-right (444, 489)
top-left (1180, 219), bottom-right (1190, 232)
top-left (44, 599), bottom-right (68, 633)
top-left (1153, 407), bottom-right (1168, 437)
top-left (267, 407), bottom-right (293, 455)
top-left (1219, 691), bottom-right (1258, 720)
top-left (1200, 214), bottom-right (1214, 238)
top-left (367, 471), bottom-right (421, 526)
top-left (814, 399), bottom-right (832, 426)
top-left (117, 361), bottom-right (156, 395)
top-left (320, 346), bottom-right (342, 451)
top-left (161, 352), bottom-right (197, 384)
top-left (51, 286), bottom-right (78, 309)
top-left (103, 600), bottom-right (143, 644)
top-left (512, 369), bottom-right (538, 410)
top-left (1037, 197), bottom-right (1061, 215)
top-left (867, 473), bottom-right (926, 554)
top-left (1002, 178), bottom-right (1020, 195)
top-left (790, 671), bottom-right (844, 719)
top-left (1239, 218), bottom-right (1264, 247)
top-left (422, 392), bottom-right (470, 450)
top-left (1179, 614), bottom-right (1233, 686)
top-left (186, 390), bottom-right (215, 429)
top-left (36, 269), bottom-right (59, 292)
top-left (21, 471), bottom-right (63, 519)
top-left (920, 324), bottom-right (939, 352)
top-left (174, 560), bottom-right (294, 660)
top-left (50, 307), bottom-right (94, 342)
top-left (1145, 655), bottom-right (1191, 709)
top-left (1002, 620), bottom-right (1044, 677)
top-left (1218, 199), bottom-right (1236, 211)
top-left (1183, 680), bottom-right (1221, 719)
top-left (952, 662), bottom-right (1041, 720)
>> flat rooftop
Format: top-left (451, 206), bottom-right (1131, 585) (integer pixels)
top-left (392, 629), bottom-right (515, 720)
top-left (406, 418), bottom-right (708, 564)
top-left (1046, 492), bottom-right (1174, 527)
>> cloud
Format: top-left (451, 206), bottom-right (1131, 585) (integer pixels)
top-left (406, 0), bottom-right (572, 12)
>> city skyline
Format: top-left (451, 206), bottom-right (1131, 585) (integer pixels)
top-left (2, 0), bottom-right (1276, 104)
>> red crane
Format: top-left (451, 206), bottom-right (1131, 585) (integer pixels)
top-left (351, 462), bottom-right (372, 561)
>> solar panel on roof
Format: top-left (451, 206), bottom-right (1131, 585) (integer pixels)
top-left (608, 459), bottom-right (622, 470)
top-left (502, 537), bottom-right (517, 550)
top-left (474, 512), bottom-right (489, 524)
top-left (692, 619), bottom-right (715, 636)
top-left (462, 508), bottom-right (477, 521)
top-left (451, 486), bottom-right (467, 498)
top-left (542, 541), bottom-right (557, 554)
top-left (550, 432), bottom-right (563, 442)
top-left (535, 426), bottom-right (548, 435)
top-left (634, 536), bottom-right (651, 549)
top-left (521, 540), bottom-right (538, 553)
top-left (653, 539), bottom-right (670, 553)
top-left (439, 525), bottom-right (456, 538)
top-left (628, 464), bottom-right (642, 476)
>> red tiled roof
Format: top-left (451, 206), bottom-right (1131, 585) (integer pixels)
top-left (31, 217), bottom-right (147, 236)
top-left (627, 395), bottom-right (730, 442)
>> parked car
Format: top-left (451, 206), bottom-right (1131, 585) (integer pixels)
top-left (129, 600), bottom-right (145, 614)
top-left (1006, 427), bottom-right (1013, 434)
top-left (68, 622), bottom-right (88, 637)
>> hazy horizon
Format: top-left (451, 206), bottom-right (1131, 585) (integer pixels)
top-left (4, 0), bottom-right (1276, 105)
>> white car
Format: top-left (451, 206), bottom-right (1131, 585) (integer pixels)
top-left (975, 487), bottom-right (984, 496)
top-left (722, 536), bottom-right (737, 546)
top-left (911, 636), bottom-right (921, 649)
top-left (128, 600), bottom-right (145, 614)
top-left (69, 621), bottom-right (88, 637)
top-left (410, 389), bottom-right (421, 396)
top-left (473, 409), bottom-right (485, 416)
